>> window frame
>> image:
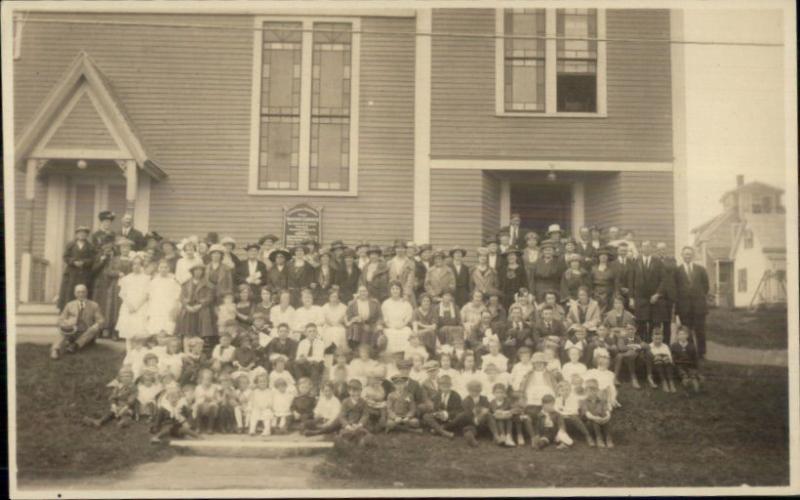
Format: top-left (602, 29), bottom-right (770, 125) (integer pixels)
top-left (249, 16), bottom-right (360, 197)
top-left (737, 269), bottom-right (748, 293)
top-left (495, 8), bottom-right (607, 118)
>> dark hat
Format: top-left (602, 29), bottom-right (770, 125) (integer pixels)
top-left (269, 248), bottom-right (292, 262)
top-left (525, 231), bottom-right (539, 241)
top-left (330, 240), bottom-right (345, 250)
top-left (384, 246), bottom-right (396, 258)
top-left (598, 246), bottom-right (616, 258)
top-left (391, 374), bottom-right (409, 385)
top-left (244, 242), bottom-right (260, 252)
top-left (347, 379), bottom-right (363, 390)
top-left (189, 261), bottom-right (206, 273)
top-left (449, 246), bottom-right (467, 258)
top-left (342, 248), bottom-right (356, 259)
top-left (502, 245), bottom-right (523, 257)
top-left (367, 245), bottom-right (383, 256)
top-left (205, 232), bottom-right (220, 244)
top-left (145, 231), bottom-right (162, 242)
top-left (432, 249), bottom-right (446, 260)
top-left (292, 244), bottom-right (309, 255)
top-left (258, 234), bottom-right (279, 245)
top-left (393, 239), bottom-right (407, 249)
top-left (74, 225), bottom-right (91, 235)
top-left (98, 210), bottom-right (116, 221)
top-left (418, 243), bottom-right (433, 253)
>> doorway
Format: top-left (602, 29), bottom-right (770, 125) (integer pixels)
top-left (64, 177), bottom-right (127, 245)
top-left (510, 182), bottom-right (572, 238)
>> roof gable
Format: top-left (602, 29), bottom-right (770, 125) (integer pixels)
top-left (730, 213), bottom-right (786, 260)
top-left (720, 181), bottom-right (784, 202)
top-left (15, 51), bottom-right (165, 180)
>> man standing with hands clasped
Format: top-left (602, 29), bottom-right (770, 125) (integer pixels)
top-left (630, 241), bottom-right (665, 344)
top-left (675, 246), bottom-right (710, 359)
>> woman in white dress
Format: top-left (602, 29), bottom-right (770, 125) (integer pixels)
top-left (292, 288), bottom-right (325, 341)
top-left (270, 289), bottom-right (295, 340)
top-left (174, 240), bottom-right (205, 285)
top-left (381, 280), bottom-right (414, 355)
top-left (320, 286), bottom-right (348, 358)
top-left (117, 254), bottom-right (152, 350)
top-left (146, 259), bottom-right (182, 336)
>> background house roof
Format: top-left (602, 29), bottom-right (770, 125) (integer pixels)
top-left (719, 180), bottom-right (784, 202)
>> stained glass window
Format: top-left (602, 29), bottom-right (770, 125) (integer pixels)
top-left (556, 9), bottom-right (598, 112)
top-left (504, 9), bottom-right (546, 112)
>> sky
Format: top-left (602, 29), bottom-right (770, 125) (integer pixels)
top-left (682, 9), bottom-right (788, 232)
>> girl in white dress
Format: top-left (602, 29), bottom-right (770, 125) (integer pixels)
top-left (321, 287), bottom-right (348, 359)
top-left (117, 255), bottom-right (152, 350)
top-left (381, 281), bottom-right (414, 355)
top-left (146, 260), bottom-right (182, 336)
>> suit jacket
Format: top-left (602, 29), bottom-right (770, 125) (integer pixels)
top-left (236, 259), bottom-right (268, 288)
top-left (460, 394), bottom-right (491, 418)
top-left (630, 256), bottom-right (665, 320)
top-left (359, 261), bottom-right (390, 302)
top-left (119, 227), bottom-right (145, 250)
top-left (90, 229), bottom-right (116, 248)
top-left (334, 264), bottom-right (361, 303)
top-left (287, 262), bottom-right (316, 291)
top-left (533, 317), bottom-right (567, 340)
top-left (611, 257), bottom-right (635, 293)
top-left (431, 389), bottom-right (463, 419)
top-left (267, 265), bottom-right (289, 292)
top-left (501, 319), bottom-right (536, 352)
top-left (450, 262), bottom-right (472, 307)
top-left (675, 262), bottom-right (709, 317)
top-left (58, 299), bottom-right (105, 332)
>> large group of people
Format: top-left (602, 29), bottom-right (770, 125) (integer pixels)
top-left (60, 210), bottom-right (710, 449)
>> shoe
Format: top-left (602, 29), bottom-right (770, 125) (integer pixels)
top-left (50, 349), bottom-right (60, 360)
top-left (516, 435), bottom-right (525, 446)
top-left (505, 435), bottom-right (516, 447)
top-left (66, 343), bottom-right (78, 354)
top-left (465, 432), bottom-right (478, 447)
top-left (596, 439), bottom-right (606, 448)
top-left (661, 381), bottom-right (670, 392)
top-left (586, 437), bottom-right (596, 447)
top-left (537, 437), bottom-right (549, 449)
top-left (614, 378), bottom-right (621, 387)
top-left (442, 430), bottom-right (455, 439)
top-left (647, 376), bottom-right (657, 389)
top-left (150, 436), bottom-right (162, 444)
top-left (631, 379), bottom-right (641, 390)
top-left (606, 438), bottom-right (615, 448)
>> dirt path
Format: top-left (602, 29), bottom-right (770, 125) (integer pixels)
top-left (18, 454), bottom-right (355, 492)
top-left (706, 340), bottom-right (788, 367)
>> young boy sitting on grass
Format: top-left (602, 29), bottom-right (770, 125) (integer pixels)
top-left (150, 384), bottom-right (201, 444)
top-left (582, 378), bottom-right (614, 448)
top-left (671, 326), bottom-right (701, 393)
top-left (337, 379), bottom-right (373, 446)
top-left (645, 330), bottom-right (677, 392)
top-left (385, 375), bottom-right (422, 434)
top-left (490, 383), bottom-right (515, 447)
top-left (290, 377), bottom-right (317, 431)
top-left (533, 394), bottom-right (569, 450)
top-left (304, 381), bottom-right (342, 436)
top-left (84, 365), bottom-right (138, 428)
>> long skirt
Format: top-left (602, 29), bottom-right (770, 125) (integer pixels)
top-left (322, 324), bottom-right (349, 355)
top-left (93, 278), bottom-right (121, 334)
top-left (346, 323), bottom-right (381, 350)
top-left (384, 326), bottom-right (412, 354)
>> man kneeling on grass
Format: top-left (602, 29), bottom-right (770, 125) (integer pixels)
top-left (52, 284), bottom-right (105, 360)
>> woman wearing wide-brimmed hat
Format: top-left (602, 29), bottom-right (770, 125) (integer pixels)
top-left (159, 239), bottom-right (180, 274)
top-left (448, 246), bottom-right (470, 309)
top-left (287, 244), bottom-right (315, 307)
top-left (530, 239), bottom-right (564, 302)
top-left (205, 243), bottom-right (233, 301)
top-left (424, 250), bottom-right (456, 302)
top-left (266, 248), bottom-right (291, 292)
top-left (220, 236), bottom-right (240, 271)
top-left (560, 253), bottom-right (591, 304)
top-left (334, 247), bottom-right (360, 304)
top-left (58, 225), bottom-right (97, 311)
top-left (522, 231), bottom-right (540, 293)
top-left (359, 245), bottom-right (390, 302)
top-left (90, 210), bottom-right (117, 249)
top-left (498, 246), bottom-right (527, 310)
top-left (314, 248), bottom-right (335, 305)
top-left (92, 236), bottom-right (133, 339)
top-left (590, 246), bottom-right (619, 312)
top-left (175, 261), bottom-right (217, 353)
top-left (469, 247), bottom-right (499, 299)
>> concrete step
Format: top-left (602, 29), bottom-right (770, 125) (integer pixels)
top-left (169, 433), bottom-right (334, 459)
top-left (17, 302), bottom-right (59, 314)
top-left (15, 314), bottom-right (60, 326)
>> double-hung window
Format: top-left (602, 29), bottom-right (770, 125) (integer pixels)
top-left (497, 8), bottom-right (606, 116)
top-left (250, 18), bottom-right (359, 195)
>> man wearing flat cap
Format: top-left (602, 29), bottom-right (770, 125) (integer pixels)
top-left (58, 225), bottom-right (97, 311)
top-left (236, 242), bottom-right (268, 297)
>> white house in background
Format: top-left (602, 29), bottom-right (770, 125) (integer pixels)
top-left (692, 175), bottom-right (786, 308)
top-left (730, 213), bottom-right (787, 308)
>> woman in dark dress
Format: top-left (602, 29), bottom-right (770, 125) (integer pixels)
top-left (314, 249), bottom-right (335, 305)
top-left (498, 247), bottom-right (527, 310)
top-left (287, 245), bottom-right (315, 307)
top-left (449, 247), bottom-right (471, 309)
top-left (205, 244), bottom-right (234, 303)
top-left (560, 254), bottom-right (591, 304)
top-left (160, 240), bottom-right (180, 274)
top-left (175, 262), bottom-right (217, 354)
top-left (57, 226), bottom-right (96, 311)
top-left (334, 248), bottom-right (360, 304)
top-left (345, 284), bottom-right (383, 351)
top-left (531, 241), bottom-right (563, 303)
top-left (92, 236), bottom-right (133, 339)
top-left (590, 247), bottom-right (618, 313)
top-left (412, 293), bottom-right (438, 357)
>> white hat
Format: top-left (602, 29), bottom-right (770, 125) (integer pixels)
top-left (547, 224), bottom-right (562, 234)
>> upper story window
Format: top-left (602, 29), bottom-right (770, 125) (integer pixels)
top-left (744, 229), bottom-right (754, 249)
top-left (250, 18), bottom-right (360, 196)
top-left (496, 8), bottom-right (606, 117)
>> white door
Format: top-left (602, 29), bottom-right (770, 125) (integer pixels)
top-left (64, 177), bottom-right (127, 245)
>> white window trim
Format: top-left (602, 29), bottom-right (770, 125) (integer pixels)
top-left (249, 16), bottom-right (360, 197)
top-left (495, 8), bottom-right (607, 118)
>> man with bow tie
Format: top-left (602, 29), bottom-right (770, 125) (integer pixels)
top-left (675, 246), bottom-right (710, 359)
top-left (52, 284), bottom-right (105, 359)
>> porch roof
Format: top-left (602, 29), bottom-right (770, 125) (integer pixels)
top-left (14, 51), bottom-right (166, 181)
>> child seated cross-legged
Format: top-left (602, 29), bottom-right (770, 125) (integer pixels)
top-left (304, 381), bottom-right (342, 436)
top-left (671, 326), bottom-right (701, 393)
top-left (533, 394), bottom-right (569, 450)
top-left (150, 384), bottom-right (201, 444)
top-left (460, 380), bottom-right (499, 448)
top-left (248, 372), bottom-right (273, 436)
top-left (363, 367), bottom-right (388, 433)
top-left (385, 375), bottom-right (422, 434)
top-left (554, 380), bottom-right (594, 447)
top-left (490, 383), bottom-right (515, 447)
top-left (582, 378), bottom-right (614, 448)
top-left (337, 379), bottom-right (373, 447)
top-left (290, 377), bottom-right (317, 431)
top-left (194, 369), bottom-right (220, 434)
top-left (217, 373), bottom-right (239, 433)
top-left (84, 365), bottom-right (138, 428)
top-left (645, 330), bottom-right (677, 392)
top-left (234, 372), bottom-right (252, 433)
top-left (136, 369), bottom-right (163, 422)
top-left (519, 352), bottom-right (557, 448)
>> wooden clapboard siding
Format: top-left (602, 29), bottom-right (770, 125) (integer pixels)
top-left (12, 171), bottom-right (49, 294)
top-left (430, 9), bottom-right (673, 161)
top-left (45, 93), bottom-right (119, 150)
top-left (481, 172), bottom-right (501, 242)
top-left (430, 169), bottom-right (485, 263)
top-left (14, 13), bottom-right (415, 251)
top-left (618, 171), bottom-right (675, 252)
top-left (584, 173), bottom-right (624, 230)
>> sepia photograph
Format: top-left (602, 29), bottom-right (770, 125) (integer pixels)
top-left (2, 0), bottom-right (797, 497)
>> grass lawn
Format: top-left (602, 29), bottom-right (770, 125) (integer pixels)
top-left (15, 343), bottom-right (176, 481)
top-left (317, 362), bottom-right (790, 488)
top-left (706, 306), bottom-right (788, 350)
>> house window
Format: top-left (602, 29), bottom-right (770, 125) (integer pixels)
top-left (738, 269), bottom-right (747, 292)
top-left (751, 202), bottom-right (762, 213)
top-left (744, 230), bottom-right (754, 249)
top-left (497, 8), bottom-right (606, 116)
top-left (251, 18), bottom-right (359, 196)
top-left (762, 196), bottom-right (773, 213)
top-left (556, 9), bottom-right (598, 112)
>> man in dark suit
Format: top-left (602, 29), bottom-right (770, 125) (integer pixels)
top-left (508, 212), bottom-right (524, 249)
top-left (236, 243), bottom-right (268, 296)
top-left (421, 374), bottom-right (464, 438)
top-left (52, 284), bottom-right (105, 359)
top-left (630, 241), bottom-right (666, 343)
top-left (612, 242), bottom-right (635, 311)
top-left (118, 213), bottom-right (145, 250)
top-left (57, 226), bottom-right (96, 311)
top-left (533, 305), bottom-right (566, 346)
top-left (675, 246), bottom-right (710, 359)
top-left (501, 304), bottom-right (535, 360)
